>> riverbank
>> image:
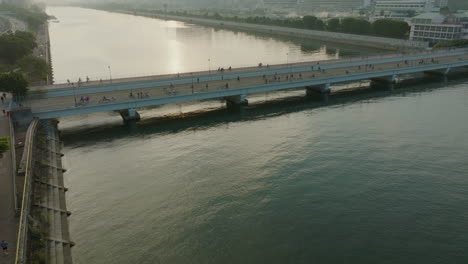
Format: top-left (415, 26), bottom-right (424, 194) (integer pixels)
top-left (9, 115), bottom-right (73, 264)
top-left (108, 9), bottom-right (427, 51)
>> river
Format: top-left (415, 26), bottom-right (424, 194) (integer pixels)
top-left (47, 6), bottom-right (468, 264)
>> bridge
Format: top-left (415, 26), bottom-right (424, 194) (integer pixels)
top-left (23, 48), bottom-right (468, 121)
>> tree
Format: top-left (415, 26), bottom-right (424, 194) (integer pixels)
top-left (15, 55), bottom-right (49, 82)
top-left (433, 39), bottom-right (468, 49)
top-left (303, 15), bottom-right (319, 29)
top-left (0, 72), bottom-right (29, 97)
top-left (315, 19), bottom-right (325, 30)
top-left (0, 136), bottom-right (9, 157)
top-left (341, 17), bottom-right (371, 34)
top-left (0, 31), bottom-right (37, 64)
top-left (372, 19), bottom-right (410, 39)
top-left (327, 18), bottom-right (340, 32)
top-left (13, 31), bottom-right (37, 51)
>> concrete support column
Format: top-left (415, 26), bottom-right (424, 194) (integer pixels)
top-left (370, 75), bottom-right (397, 90)
top-left (371, 74), bottom-right (396, 84)
top-left (119, 108), bottom-right (141, 123)
top-left (225, 94), bottom-right (248, 108)
top-left (306, 83), bottom-right (331, 101)
top-left (424, 67), bottom-right (451, 76)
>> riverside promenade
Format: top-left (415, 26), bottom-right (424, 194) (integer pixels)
top-left (0, 113), bottom-right (17, 264)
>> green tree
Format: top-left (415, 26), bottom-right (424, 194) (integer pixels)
top-left (372, 19), bottom-right (410, 39)
top-left (15, 55), bottom-right (49, 82)
top-left (433, 39), bottom-right (468, 48)
top-left (341, 17), bottom-right (371, 34)
top-left (303, 15), bottom-right (319, 29)
top-left (315, 19), bottom-right (325, 30)
top-left (13, 31), bottom-right (37, 51)
top-left (0, 72), bottom-right (29, 97)
top-left (327, 18), bottom-right (340, 32)
top-left (0, 31), bottom-right (37, 64)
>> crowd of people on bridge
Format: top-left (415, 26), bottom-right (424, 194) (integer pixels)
top-left (64, 56), bottom-right (451, 107)
top-left (129, 91), bottom-right (150, 99)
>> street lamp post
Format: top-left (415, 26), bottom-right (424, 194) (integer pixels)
top-left (72, 83), bottom-right (77, 107)
top-left (191, 73), bottom-right (194, 94)
top-left (108, 65), bottom-right (113, 83)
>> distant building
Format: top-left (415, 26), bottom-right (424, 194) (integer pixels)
top-left (454, 11), bottom-right (468, 38)
top-left (298, 0), bottom-right (366, 11)
top-left (409, 12), bottom-right (468, 44)
top-left (447, 0), bottom-right (468, 12)
top-left (374, 0), bottom-right (439, 12)
top-left (262, 0), bottom-right (299, 8)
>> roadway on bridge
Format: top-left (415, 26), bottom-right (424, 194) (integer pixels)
top-left (27, 52), bottom-right (468, 113)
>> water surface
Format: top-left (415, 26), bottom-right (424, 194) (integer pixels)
top-left (48, 6), bottom-right (383, 83)
top-left (47, 6), bottom-right (468, 264)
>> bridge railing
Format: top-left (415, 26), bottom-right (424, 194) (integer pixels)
top-left (33, 47), bottom-right (468, 91)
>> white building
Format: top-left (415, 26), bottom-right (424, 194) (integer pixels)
top-left (409, 12), bottom-right (468, 44)
top-left (454, 11), bottom-right (468, 39)
top-left (375, 0), bottom-right (431, 12)
top-left (298, 0), bottom-right (366, 11)
top-left (374, 0), bottom-right (450, 12)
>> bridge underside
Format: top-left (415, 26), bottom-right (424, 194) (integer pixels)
top-left (306, 84), bottom-right (331, 100)
top-left (119, 108), bottom-right (141, 123)
top-left (225, 94), bottom-right (248, 108)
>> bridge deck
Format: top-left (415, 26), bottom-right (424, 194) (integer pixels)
top-left (26, 49), bottom-right (468, 119)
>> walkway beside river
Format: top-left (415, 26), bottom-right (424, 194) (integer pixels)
top-left (0, 113), bottom-right (18, 264)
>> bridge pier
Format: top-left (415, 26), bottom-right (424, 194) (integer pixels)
top-left (424, 67), bottom-right (451, 76)
top-left (370, 75), bottom-right (397, 90)
top-left (10, 108), bottom-right (33, 128)
top-left (306, 84), bottom-right (331, 101)
top-left (370, 74), bottom-right (397, 84)
top-left (119, 108), bottom-right (141, 123)
top-left (225, 94), bottom-right (248, 108)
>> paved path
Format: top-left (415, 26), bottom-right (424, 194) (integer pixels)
top-left (0, 105), bottom-right (18, 264)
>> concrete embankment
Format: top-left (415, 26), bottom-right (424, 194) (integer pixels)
top-left (117, 10), bottom-right (428, 50)
top-left (13, 116), bottom-right (73, 264)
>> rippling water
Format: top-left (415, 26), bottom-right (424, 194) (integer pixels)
top-left (47, 7), bottom-right (383, 83)
top-left (47, 6), bottom-right (468, 264)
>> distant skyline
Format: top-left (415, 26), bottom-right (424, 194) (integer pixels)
top-left (6, 0), bottom-right (468, 12)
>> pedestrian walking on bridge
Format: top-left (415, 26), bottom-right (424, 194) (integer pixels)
top-left (1, 240), bottom-right (8, 255)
